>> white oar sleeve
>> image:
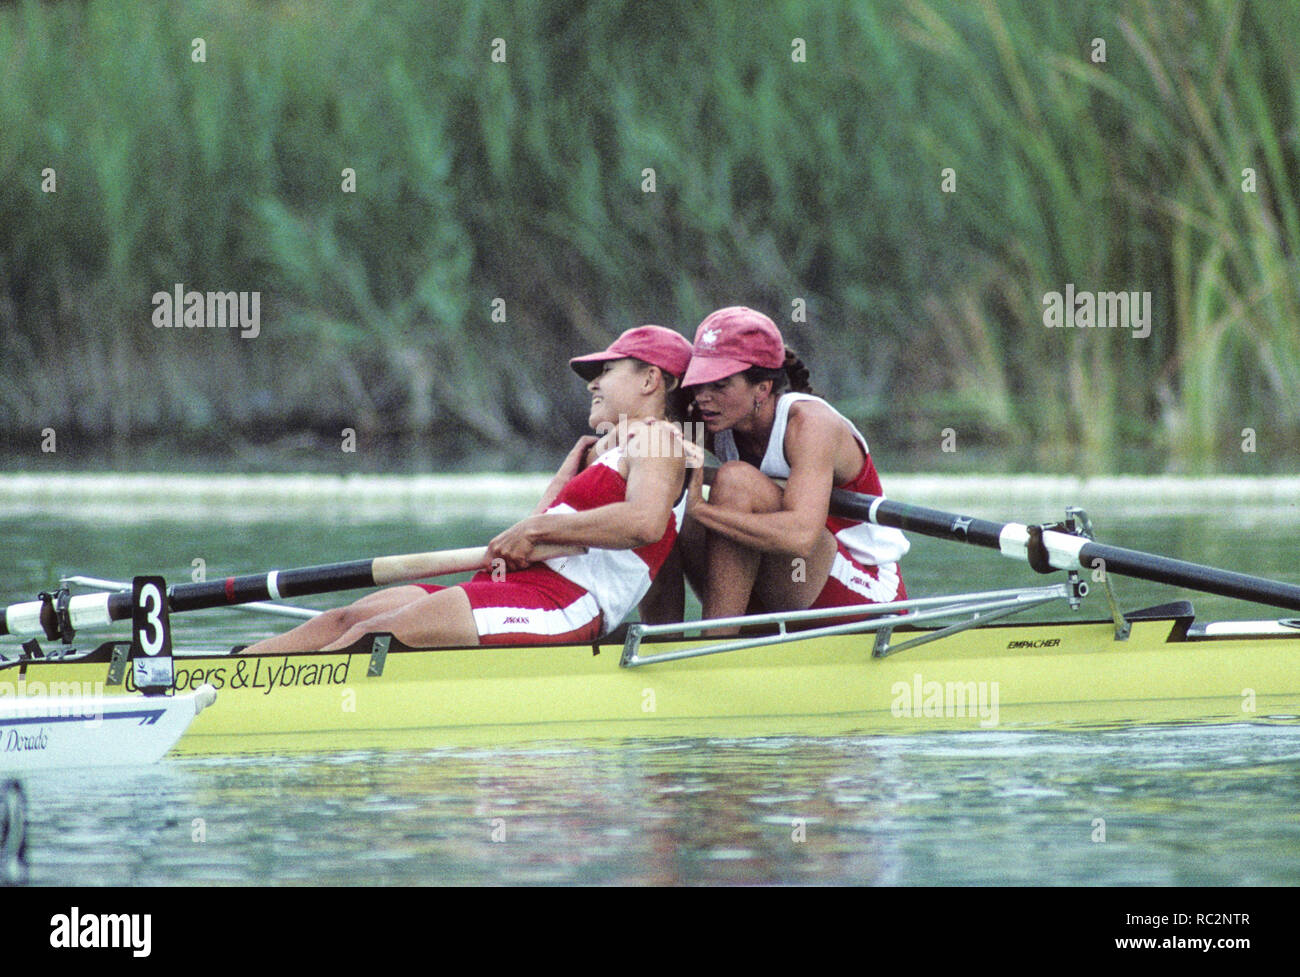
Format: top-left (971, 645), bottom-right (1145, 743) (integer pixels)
top-left (998, 525), bottom-right (1086, 571)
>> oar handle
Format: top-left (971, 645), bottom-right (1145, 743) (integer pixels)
top-left (371, 544), bottom-right (586, 585)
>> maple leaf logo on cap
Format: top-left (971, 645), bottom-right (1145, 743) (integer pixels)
top-left (683, 306), bottom-right (786, 387)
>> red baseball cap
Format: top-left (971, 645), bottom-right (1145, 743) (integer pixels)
top-left (682, 307), bottom-right (785, 386)
top-left (569, 325), bottom-right (693, 381)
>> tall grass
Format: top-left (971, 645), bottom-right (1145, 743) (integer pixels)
top-left (896, 0), bottom-right (1300, 471)
top-left (0, 0), bottom-right (1296, 472)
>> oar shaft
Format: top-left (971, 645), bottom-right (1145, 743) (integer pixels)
top-left (160, 560), bottom-right (378, 616)
top-left (1074, 540), bottom-right (1300, 612)
top-left (143, 545), bottom-right (579, 616)
top-left (829, 490), bottom-right (1300, 613)
top-left (2, 544), bottom-right (582, 638)
top-left (62, 575), bottom-right (320, 620)
top-left (829, 492), bottom-right (1007, 549)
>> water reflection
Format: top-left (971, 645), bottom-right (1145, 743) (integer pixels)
top-left (12, 726), bottom-right (1300, 886)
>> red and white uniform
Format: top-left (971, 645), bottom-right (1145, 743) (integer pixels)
top-left (713, 392), bottom-right (909, 607)
top-left (420, 446), bottom-right (685, 644)
top-left (543, 446), bottom-right (686, 627)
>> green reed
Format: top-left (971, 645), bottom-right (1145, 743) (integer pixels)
top-left (0, 0), bottom-right (1295, 472)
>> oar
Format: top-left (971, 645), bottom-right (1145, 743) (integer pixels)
top-left (826, 489), bottom-right (1300, 613)
top-left (62, 575), bottom-right (321, 621)
top-left (1, 544), bottom-right (583, 639)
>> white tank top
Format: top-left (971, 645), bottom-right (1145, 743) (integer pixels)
top-left (713, 393), bottom-right (909, 566)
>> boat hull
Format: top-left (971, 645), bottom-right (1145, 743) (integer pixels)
top-left (4, 616), bottom-right (1297, 755)
top-left (0, 686), bottom-right (215, 770)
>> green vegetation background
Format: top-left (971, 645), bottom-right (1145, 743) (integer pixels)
top-left (1, 0), bottom-right (1296, 473)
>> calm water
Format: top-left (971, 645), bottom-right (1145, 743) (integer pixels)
top-left (12, 726), bottom-right (1300, 886)
top-left (3, 478), bottom-right (1299, 886)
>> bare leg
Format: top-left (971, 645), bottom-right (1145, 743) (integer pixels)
top-left (240, 586), bottom-right (431, 655)
top-left (700, 463), bottom-right (784, 633)
top-left (320, 586), bottom-right (479, 651)
top-left (700, 462), bottom-right (839, 634)
top-left (752, 528), bottom-right (839, 613)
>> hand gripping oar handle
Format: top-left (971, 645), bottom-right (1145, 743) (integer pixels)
top-left (1, 544), bottom-right (585, 638)
top-left (829, 490), bottom-right (1300, 613)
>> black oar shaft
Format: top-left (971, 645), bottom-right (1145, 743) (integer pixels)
top-left (829, 489), bottom-right (1300, 613)
top-left (1075, 540), bottom-right (1300, 612)
top-left (2, 561), bottom-right (385, 638)
top-left (103, 560), bottom-right (378, 623)
top-left (2, 544), bottom-right (554, 638)
top-left (829, 491), bottom-right (1006, 548)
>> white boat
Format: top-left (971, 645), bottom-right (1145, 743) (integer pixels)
top-left (0, 684), bottom-right (216, 771)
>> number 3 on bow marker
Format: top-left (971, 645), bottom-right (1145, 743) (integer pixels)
top-left (131, 576), bottom-right (174, 692)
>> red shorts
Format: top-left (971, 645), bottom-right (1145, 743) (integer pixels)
top-left (809, 542), bottom-right (906, 612)
top-left (416, 565), bottom-right (603, 646)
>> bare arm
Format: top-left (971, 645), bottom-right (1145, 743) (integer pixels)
top-left (686, 405), bottom-right (839, 557)
top-left (491, 424), bottom-right (683, 568)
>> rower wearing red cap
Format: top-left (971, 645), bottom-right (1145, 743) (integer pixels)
top-left (678, 306), bottom-right (909, 632)
top-left (241, 325), bottom-right (694, 653)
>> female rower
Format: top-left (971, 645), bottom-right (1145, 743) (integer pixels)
top-left (240, 325), bottom-right (693, 653)
top-left (678, 306), bottom-right (909, 632)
